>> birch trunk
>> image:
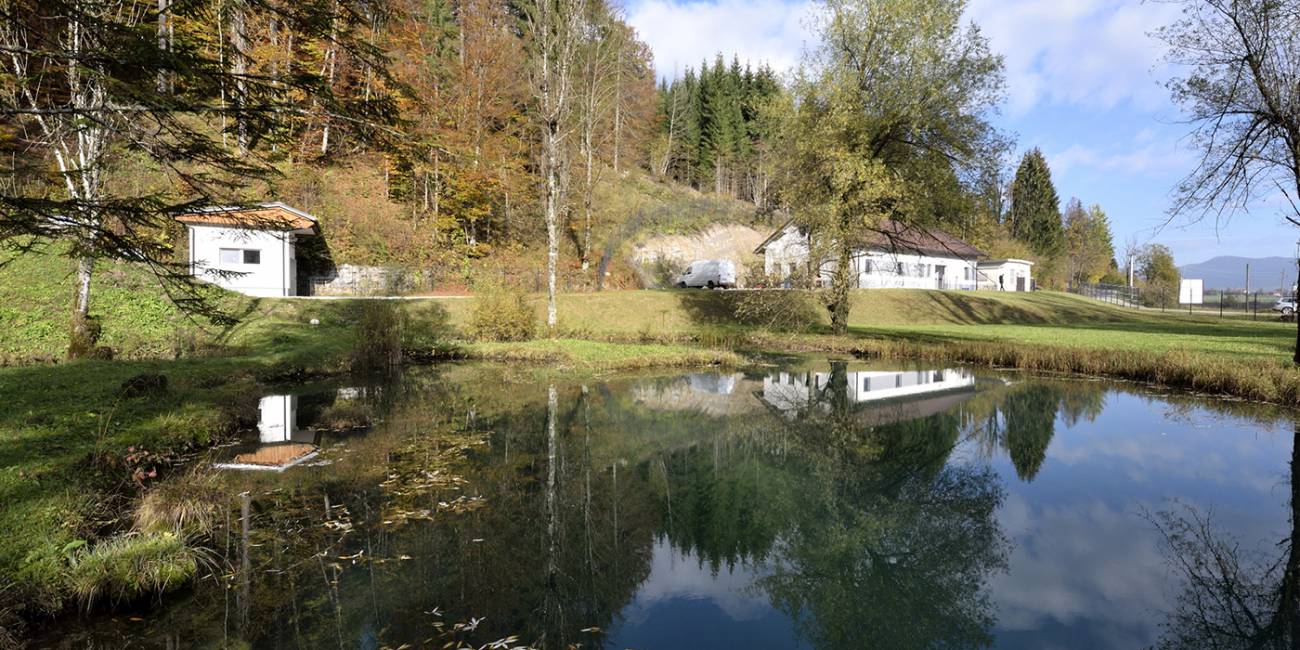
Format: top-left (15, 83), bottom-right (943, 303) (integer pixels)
top-left (545, 125), bottom-right (560, 328)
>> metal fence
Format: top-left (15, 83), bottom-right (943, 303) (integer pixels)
top-left (1072, 282), bottom-right (1142, 308)
top-left (1072, 282), bottom-right (1286, 319)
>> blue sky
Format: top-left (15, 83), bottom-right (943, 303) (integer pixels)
top-left (624, 0), bottom-right (1300, 266)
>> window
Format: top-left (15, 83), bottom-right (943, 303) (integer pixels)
top-left (864, 260), bottom-right (874, 273)
top-left (219, 248), bottom-right (261, 265)
top-left (896, 262), bottom-right (904, 275)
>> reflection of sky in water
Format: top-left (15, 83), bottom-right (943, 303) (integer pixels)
top-left (625, 371), bottom-right (1292, 649)
top-left (606, 538), bottom-right (808, 650)
top-left (967, 390), bottom-right (1292, 649)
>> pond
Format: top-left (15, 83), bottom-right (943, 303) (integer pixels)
top-left (33, 359), bottom-right (1300, 649)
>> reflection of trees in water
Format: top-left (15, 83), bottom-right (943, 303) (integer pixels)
top-left (72, 368), bottom-right (1029, 649)
top-left (967, 381), bottom-right (1105, 482)
top-left (1152, 424), bottom-right (1300, 650)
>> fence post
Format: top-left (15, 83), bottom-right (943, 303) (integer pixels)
top-left (1220, 292), bottom-right (1224, 317)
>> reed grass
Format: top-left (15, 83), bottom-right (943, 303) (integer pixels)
top-left (66, 532), bottom-right (204, 608)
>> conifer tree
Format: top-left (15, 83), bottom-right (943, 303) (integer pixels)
top-left (1008, 148), bottom-right (1064, 258)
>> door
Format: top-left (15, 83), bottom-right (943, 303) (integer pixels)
top-left (935, 265), bottom-right (946, 290)
top-left (1016, 276), bottom-right (1026, 291)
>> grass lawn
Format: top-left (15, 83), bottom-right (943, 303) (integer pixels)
top-left (415, 288), bottom-right (1296, 363)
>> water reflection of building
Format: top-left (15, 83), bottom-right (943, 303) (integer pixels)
top-left (760, 368), bottom-right (977, 423)
top-left (216, 394), bottom-right (320, 471)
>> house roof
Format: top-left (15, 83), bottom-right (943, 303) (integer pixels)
top-left (175, 202), bottom-right (318, 233)
top-left (978, 258), bottom-right (1035, 267)
top-left (755, 218), bottom-right (984, 259)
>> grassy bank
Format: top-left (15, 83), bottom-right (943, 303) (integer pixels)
top-left (461, 338), bottom-right (743, 372)
top-left (425, 288), bottom-right (1300, 403)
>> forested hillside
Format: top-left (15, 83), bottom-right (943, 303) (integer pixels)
top-left (2, 0), bottom-right (1132, 352)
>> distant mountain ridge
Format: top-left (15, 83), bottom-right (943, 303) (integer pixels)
top-left (1179, 256), bottom-right (1295, 290)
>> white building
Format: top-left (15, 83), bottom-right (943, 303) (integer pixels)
top-left (755, 219), bottom-right (1033, 291)
top-left (176, 202), bottom-right (319, 297)
top-left (976, 259), bottom-right (1035, 292)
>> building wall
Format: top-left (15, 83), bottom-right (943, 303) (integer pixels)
top-left (761, 224), bottom-right (980, 290)
top-left (188, 225), bottom-right (295, 297)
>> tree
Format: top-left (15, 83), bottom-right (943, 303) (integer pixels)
top-left (1157, 0), bottom-right (1300, 363)
top-left (521, 0), bottom-right (584, 330)
top-left (1139, 244), bottom-right (1181, 307)
top-left (1007, 148), bottom-right (1064, 260)
top-left (1063, 199), bottom-right (1116, 287)
top-left (775, 0), bottom-right (1005, 334)
top-left (0, 0), bottom-right (398, 356)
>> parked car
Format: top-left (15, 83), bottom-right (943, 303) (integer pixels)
top-left (676, 260), bottom-right (736, 289)
top-left (1273, 298), bottom-right (1296, 316)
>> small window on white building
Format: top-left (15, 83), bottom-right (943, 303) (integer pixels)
top-left (895, 262), bottom-right (904, 275)
top-left (220, 248), bottom-right (261, 265)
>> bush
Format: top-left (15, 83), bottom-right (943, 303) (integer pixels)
top-left (732, 290), bottom-right (822, 332)
top-left (349, 300), bottom-right (405, 371)
top-left (468, 286), bottom-right (537, 341)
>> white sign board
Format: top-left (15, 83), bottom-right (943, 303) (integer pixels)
top-left (1180, 279), bottom-right (1204, 305)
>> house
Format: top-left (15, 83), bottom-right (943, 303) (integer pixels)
top-left (755, 218), bottom-right (1033, 291)
top-left (176, 202), bottom-right (319, 297)
top-left (976, 259), bottom-right (1034, 292)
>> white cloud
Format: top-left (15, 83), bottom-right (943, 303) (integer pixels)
top-left (629, 0), bottom-right (1182, 113)
top-left (1047, 139), bottom-right (1193, 178)
top-left (625, 0), bottom-right (817, 80)
top-left (966, 0), bottom-right (1182, 115)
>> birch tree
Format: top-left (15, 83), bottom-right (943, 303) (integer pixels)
top-left (523, 0), bottom-right (583, 329)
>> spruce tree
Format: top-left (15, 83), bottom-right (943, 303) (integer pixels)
top-left (1008, 148), bottom-right (1064, 257)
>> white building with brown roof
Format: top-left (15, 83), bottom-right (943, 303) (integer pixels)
top-left (175, 202), bottom-right (319, 297)
top-left (754, 218), bottom-right (1033, 291)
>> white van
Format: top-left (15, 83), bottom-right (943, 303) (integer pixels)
top-left (676, 260), bottom-right (736, 289)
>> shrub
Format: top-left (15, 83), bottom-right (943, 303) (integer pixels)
top-left (732, 290), bottom-right (822, 332)
top-left (468, 286), bottom-right (537, 341)
top-left (349, 300), bottom-right (405, 372)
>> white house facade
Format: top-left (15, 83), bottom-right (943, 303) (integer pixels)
top-left (177, 202), bottom-right (318, 297)
top-left (755, 219), bottom-right (1032, 292)
top-left (976, 259), bottom-right (1034, 292)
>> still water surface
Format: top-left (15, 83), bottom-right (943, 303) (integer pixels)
top-left (36, 360), bottom-right (1298, 649)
